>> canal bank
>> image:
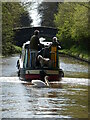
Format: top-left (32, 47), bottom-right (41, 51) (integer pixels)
top-left (59, 49), bottom-right (89, 63)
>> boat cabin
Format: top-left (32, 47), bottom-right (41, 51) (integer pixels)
top-left (17, 38), bottom-right (64, 81)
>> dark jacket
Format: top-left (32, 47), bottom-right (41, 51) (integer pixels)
top-left (30, 35), bottom-right (40, 51)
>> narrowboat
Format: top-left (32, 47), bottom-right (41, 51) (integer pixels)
top-left (17, 39), bottom-right (64, 81)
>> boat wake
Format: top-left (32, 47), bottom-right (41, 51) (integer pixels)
top-left (0, 77), bottom-right (27, 83)
top-left (0, 77), bottom-right (89, 86)
top-left (54, 77), bottom-right (89, 86)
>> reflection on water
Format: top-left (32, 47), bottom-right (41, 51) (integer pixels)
top-left (1, 77), bottom-right (88, 118)
top-left (60, 56), bottom-right (89, 78)
top-left (2, 55), bottom-right (19, 77)
top-left (0, 55), bottom-right (89, 118)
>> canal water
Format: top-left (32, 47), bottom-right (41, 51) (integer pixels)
top-left (0, 55), bottom-right (89, 118)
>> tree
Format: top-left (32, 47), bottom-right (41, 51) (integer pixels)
top-left (2, 2), bottom-right (32, 55)
top-left (54, 3), bottom-right (75, 48)
top-left (54, 3), bottom-right (89, 51)
top-left (38, 2), bottom-right (58, 27)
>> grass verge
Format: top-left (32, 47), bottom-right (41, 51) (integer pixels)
top-left (59, 46), bottom-right (89, 63)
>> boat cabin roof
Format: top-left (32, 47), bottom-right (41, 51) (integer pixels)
top-left (22, 40), bottom-right (52, 49)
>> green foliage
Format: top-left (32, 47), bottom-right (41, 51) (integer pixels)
top-left (38, 2), bottom-right (58, 27)
top-left (13, 45), bottom-right (21, 53)
top-left (54, 3), bottom-right (89, 52)
top-left (2, 2), bottom-right (32, 56)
